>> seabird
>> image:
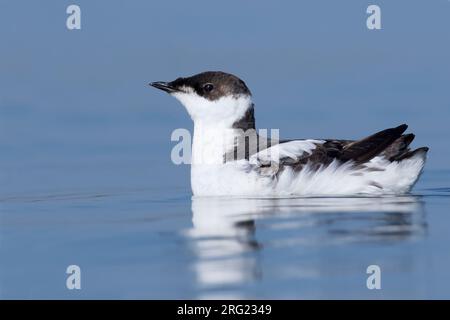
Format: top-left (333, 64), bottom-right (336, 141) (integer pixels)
top-left (150, 71), bottom-right (429, 196)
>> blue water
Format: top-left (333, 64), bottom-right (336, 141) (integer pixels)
top-left (1, 0), bottom-right (450, 299)
top-left (1, 171), bottom-right (450, 299)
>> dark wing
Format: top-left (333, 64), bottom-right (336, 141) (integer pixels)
top-left (225, 124), bottom-right (427, 173)
top-left (339, 124), bottom-right (408, 164)
top-left (278, 124), bottom-right (420, 171)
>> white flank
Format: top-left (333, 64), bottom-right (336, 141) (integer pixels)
top-left (170, 86), bottom-right (427, 197)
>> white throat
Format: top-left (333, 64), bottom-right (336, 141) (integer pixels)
top-left (172, 89), bottom-right (252, 126)
top-left (172, 90), bottom-right (253, 165)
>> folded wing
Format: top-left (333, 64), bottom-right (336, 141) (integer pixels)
top-left (250, 124), bottom-right (427, 174)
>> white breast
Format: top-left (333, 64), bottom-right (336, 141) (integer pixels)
top-left (190, 140), bottom-right (427, 196)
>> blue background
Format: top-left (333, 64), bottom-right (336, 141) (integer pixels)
top-left (1, 0), bottom-right (449, 194)
top-left (0, 0), bottom-right (449, 299)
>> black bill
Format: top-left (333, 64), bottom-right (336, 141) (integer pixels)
top-left (149, 81), bottom-right (179, 93)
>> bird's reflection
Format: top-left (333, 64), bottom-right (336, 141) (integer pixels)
top-left (185, 195), bottom-right (426, 296)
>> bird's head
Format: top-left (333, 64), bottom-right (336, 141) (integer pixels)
top-left (150, 71), bottom-right (253, 128)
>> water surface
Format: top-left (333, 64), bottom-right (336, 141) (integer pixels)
top-left (1, 172), bottom-right (450, 299)
top-left (1, 0), bottom-right (450, 299)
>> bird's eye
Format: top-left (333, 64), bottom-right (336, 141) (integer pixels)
top-left (203, 83), bottom-right (214, 92)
